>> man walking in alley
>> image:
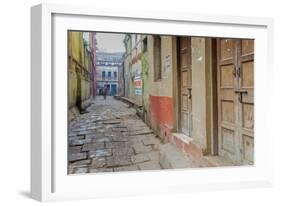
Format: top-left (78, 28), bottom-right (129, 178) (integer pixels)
top-left (103, 85), bottom-right (108, 100)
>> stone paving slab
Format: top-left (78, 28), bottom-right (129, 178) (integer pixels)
top-left (131, 153), bottom-right (150, 164)
top-left (89, 168), bottom-right (114, 173)
top-left (142, 137), bottom-right (161, 146)
top-left (147, 151), bottom-right (160, 161)
top-left (69, 159), bottom-right (91, 166)
top-left (112, 147), bottom-right (134, 156)
top-left (113, 165), bottom-right (139, 172)
top-left (103, 120), bottom-right (121, 124)
top-left (138, 160), bottom-right (162, 170)
top-left (91, 137), bottom-right (112, 144)
top-left (91, 157), bottom-right (106, 168)
top-left (70, 139), bottom-right (92, 146)
top-left (105, 141), bottom-right (129, 149)
top-left (73, 167), bottom-right (88, 174)
top-left (106, 155), bottom-right (132, 167)
top-left (68, 146), bottom-right (82, 153)
top-left (68, 152), bottom-right (87, 162)
top-left (82, 142), bottom-right (105, 151)
top-left (132, 143), bottom-right (153, 154)
top-left (89, 148), bottom-right (112, 158)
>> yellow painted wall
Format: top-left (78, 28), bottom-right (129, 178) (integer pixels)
top-left (68, 31), bottom-right (92, 110)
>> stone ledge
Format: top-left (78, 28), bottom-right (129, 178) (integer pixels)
top-left (170, 133), bottom-right (236, 167)
top-left (202, 155), bottom-right (236, 167)
top-left (171, 133), bottom-right (193, 144)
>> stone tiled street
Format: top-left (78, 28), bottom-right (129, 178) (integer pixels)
top-left (68, 96), bottom-right (190, 174)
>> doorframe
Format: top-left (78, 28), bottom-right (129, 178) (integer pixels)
top-left (175, 36), bottom-right (192, 135)
top-left (199, 37), bottom-right (219, 156)
top-left (174, 36), bottom-right (219, 156)
top-left (208, 38), bottom-right (219, 155)
top-left (175, 37), bottom-right (182, 132)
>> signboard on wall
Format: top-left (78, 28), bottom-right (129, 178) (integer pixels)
top-left (134, 76), bottom-right (142, 96)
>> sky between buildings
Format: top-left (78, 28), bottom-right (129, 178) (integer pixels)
top-left (96, 32), bottom-right (125, 53)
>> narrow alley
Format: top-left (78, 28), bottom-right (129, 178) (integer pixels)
top-left (68, 96), bottom-right (194, 174)
top-left (68, 31), bottom-right (254, 173)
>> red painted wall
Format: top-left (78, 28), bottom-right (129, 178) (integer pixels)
top-left (149, 95), bottom-right (174, 130)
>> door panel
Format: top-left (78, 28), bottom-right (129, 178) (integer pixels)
top-left (220, 39), bottom-right (234, 60)
top-left (242, 103), bottom-right (254, 129)
top-left (239, 39), bottom-right (254, 164)
top-left (221, 101), bottom-right (234, 123)
top-left (217, 38), bottom-right (254, 165)
top-left (241, 61), bottom-right (254, 87)
top-left (217, 39), bottom-right (239, 162)
top-left (180, 37), bottom-right (192, 137)
top-left (222, 128), bottom-right (235, 154)
top-left (242, 135), bottom-right (254, 162)
top-left (241, 40), bottom-right (254, 55)
top-left (220, 65), bottom-right (234, 87)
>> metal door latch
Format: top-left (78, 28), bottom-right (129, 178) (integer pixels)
top-left (234, 89), bottom-right (247, 103)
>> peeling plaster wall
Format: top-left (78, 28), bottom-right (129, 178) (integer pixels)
top-left (148, 36), bottom-right (173, 97)
top-left (147, 36), bottom-right (176, 138)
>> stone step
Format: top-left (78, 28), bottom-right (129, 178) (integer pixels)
top-left (159, 143), bottom-right (195, 169)
top-left (202, 155), bottom-right (237, 167)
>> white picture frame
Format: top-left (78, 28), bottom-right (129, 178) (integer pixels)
top-left (31, 3), bottom-right (274, 202)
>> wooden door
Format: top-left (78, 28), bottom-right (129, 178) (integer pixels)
top-left (179, 37), bottom-right (192, 137)
top-left (217, 39), bottom-right (254, 164)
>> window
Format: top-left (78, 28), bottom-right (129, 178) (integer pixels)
top-left (153, 35), bottom-right (161, 81)
top-left (142, 37), bottom-right (147, 53)
top-left (108, 71), bottom-right (111, 80)
top-left (114, 71), bottom-right (117, 80)
top-left (102, 71), bottom-right (106, 80)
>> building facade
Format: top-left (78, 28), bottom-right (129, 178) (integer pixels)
top-left (96, 52), bottom-right (123, 96)
top-left (89, 32), bottom-right (97, 100)
top-left (68, 31), bottom-right (97, 121)
top-left (122, 35), bottom-right (254, 166)
top-left (123, 34), bottom-right (147, 107)
top-left (118, 62), bottom-right (125, 96)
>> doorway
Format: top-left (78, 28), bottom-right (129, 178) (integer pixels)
top-left (217, 38), bottom-right (254, 164)
top-left (178, 37), bottom-right (192, 137)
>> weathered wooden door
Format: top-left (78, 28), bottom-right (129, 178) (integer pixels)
top-left (179, 37), bottom-right (192, 137)
top-left (217, 39), bottom-right (254, 164)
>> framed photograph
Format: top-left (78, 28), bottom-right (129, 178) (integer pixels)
top-left (31, 3), bottom-right (274, 201)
